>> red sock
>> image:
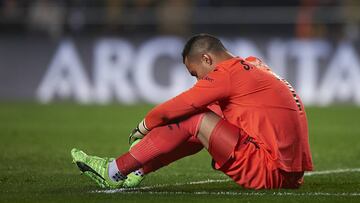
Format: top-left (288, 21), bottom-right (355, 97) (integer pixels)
top-left (142, 136), bottom-right (203, 174)
top-left (114, 113), bottom-right (203, 175)
top-left (119, 113), bottom-right (204, 170)
top-left (115, 152), bottom-right (142, 175)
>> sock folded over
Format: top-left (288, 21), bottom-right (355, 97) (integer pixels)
top-left (108, 152), bottom-right (142, 182)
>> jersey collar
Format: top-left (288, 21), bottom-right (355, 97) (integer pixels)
top-left (215, 57), bottom-right (242, 69)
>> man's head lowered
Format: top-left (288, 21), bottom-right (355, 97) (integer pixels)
top-left (182, 33), bottom-right (234, 80)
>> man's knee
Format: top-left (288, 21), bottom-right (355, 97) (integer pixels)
top-left (177, 112), bottom-right (206, 136)
top-left (197, 111), bottom-right (222, 149)
top-left (202, 116), bottom-right (241, 167)
top-left (172, 111), bottom-right (223, 149)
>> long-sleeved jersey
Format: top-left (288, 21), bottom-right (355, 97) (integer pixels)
top-left (144, 56), bottom-right (313, 172)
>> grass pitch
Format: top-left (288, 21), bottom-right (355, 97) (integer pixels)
top-left (0, 103), bottom-right (360, 202)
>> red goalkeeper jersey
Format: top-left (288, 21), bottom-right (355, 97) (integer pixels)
top-left (144, 57), bottom-right (313, 172)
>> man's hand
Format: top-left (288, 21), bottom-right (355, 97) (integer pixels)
top-left (128, 120), bottom-right (150, 145)
top-left (128, 128), bottom-right (144, 145)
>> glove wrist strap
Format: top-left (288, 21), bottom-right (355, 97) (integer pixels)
top-left (137, 119), bottom-right (150, 135)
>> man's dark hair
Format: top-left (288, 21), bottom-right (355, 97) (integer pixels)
top-left (182, 33), bottom-right (227, 63)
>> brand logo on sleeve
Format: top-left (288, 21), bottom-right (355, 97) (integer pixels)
top-left (201, 76), bottom-right (214, 82)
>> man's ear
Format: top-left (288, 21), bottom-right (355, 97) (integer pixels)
top-left (202, 54), bottom-right (212, 65)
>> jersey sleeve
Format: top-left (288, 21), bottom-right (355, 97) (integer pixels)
top-left (144, 67), bottom-right (231, 130)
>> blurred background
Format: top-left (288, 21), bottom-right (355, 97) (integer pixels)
top-left (0, 0), bottom-right (360, 105)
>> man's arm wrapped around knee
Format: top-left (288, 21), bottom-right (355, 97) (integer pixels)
top-left (129, 66), bottom-right (230, 145)
top-left (143, 67), bottom-right (230, 131)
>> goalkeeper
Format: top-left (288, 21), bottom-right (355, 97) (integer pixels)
top-left (71, 34), bottom-right (313, 189)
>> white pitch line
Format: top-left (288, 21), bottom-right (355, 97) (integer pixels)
top-left (96, 179), bottom-right (231, 193)
top-left (100, 191), bottom-right (360, 196)
top-left (305, 168), bottom-right (360, 176)
top-left (93, 168), bottom-right (360, 194)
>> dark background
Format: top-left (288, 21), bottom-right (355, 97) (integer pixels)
top-left (0, 0), bottom-right (359, 104)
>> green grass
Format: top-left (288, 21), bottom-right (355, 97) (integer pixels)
top-left (0, 103), bottom-right (360, 202)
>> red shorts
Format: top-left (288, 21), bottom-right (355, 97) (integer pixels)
top-left (209, 121), bottom-right (304, 189)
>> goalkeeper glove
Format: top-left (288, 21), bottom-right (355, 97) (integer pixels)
top-left (128, 119), bottom-right (150, 145)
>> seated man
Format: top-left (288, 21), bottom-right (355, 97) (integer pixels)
top-left (71, 33), bottom-right (313, 190)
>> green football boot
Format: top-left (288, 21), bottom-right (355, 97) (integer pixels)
top-left (123, 139), bottom-right (145, 188)
top-left (123, 169), bottom-right (145, 188)
top-left (71, 148), bottom-right (123, 189)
